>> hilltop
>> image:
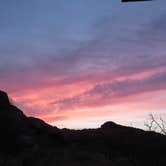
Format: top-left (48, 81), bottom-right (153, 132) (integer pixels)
top-left (0, 90), bottom-right (166, 166)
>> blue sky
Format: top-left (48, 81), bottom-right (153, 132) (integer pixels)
top-left (0, 0), bottom-right (166, 128)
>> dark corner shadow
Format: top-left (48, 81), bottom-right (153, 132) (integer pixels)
top-left (121, 0), bottom-right (153, 2)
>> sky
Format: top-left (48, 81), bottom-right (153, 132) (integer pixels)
top-left (0, 0), bottom-right (166, 129)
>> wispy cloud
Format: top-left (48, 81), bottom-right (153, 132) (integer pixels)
top-left (53, 70), bottom-right (166, 110)
top-left (1, 0), bottom-right (166, 128)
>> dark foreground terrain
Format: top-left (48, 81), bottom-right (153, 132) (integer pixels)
top-left (0, 90), bottom-right (166, 166)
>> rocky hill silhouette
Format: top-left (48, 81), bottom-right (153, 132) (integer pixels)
top-left (0, 90), bottom-right (166, 166)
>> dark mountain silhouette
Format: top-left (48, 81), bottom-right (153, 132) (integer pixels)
top-left (0, 90), bottom-right (166, 166)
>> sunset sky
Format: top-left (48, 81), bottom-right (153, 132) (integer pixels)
top-left (1, 0), bottom-right (166, 129)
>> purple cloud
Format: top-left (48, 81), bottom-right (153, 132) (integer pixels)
top-left (53, 70), bottom-right (166, 110)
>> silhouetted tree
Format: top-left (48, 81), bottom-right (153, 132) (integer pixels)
top-left (145, 114), bottom-right (166, 135)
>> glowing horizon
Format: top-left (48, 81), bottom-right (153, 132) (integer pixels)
top-left (1, 0), bottom-right (166, 129)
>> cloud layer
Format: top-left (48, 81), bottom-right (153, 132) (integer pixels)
top-left (0, 0), bottom-right (166, 128)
